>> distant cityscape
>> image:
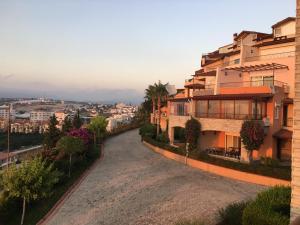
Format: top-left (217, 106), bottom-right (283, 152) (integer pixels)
top-left (0, 97), bottom-right (138, 136)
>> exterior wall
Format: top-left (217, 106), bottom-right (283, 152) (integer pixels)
top-left (276, 21), bottom-right (296, 37)
top-left (199, 131), bottom-right (225, 151)
top-left (291, 1), bottom-right (300, 220)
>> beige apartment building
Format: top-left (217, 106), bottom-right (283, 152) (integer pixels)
top-left (163, 17), bottom-right (296, 163)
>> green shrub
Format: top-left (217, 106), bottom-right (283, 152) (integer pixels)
top-left (218, 201), bottom-right (249, 225)
top-left (240, 120), bottom-right (264, 152)
top-left (260, 157), bottom-right (279, 167)
top-left (174, 219), bottom-right (205, 225)
top-left (139, 123), bottom-right (156, 138)
top-left (242, 186), bottom-right (291, 225)
top-left (156, 132), bottom-right (170, 143)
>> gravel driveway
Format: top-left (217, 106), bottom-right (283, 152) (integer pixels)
top-left (46, 129), bottom-right (265, 225)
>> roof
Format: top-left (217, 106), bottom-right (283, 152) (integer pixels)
top-left (223, 63), bottom-right (289, 73)
top-left (184, 83), bottom-right (205, 89)
top-left (272, 17), bottom-right (296, 29)
top-left (273, 129), bottom-right (293, 139)
top-left (192, 93), bottom-right (273, 101)
top-left (235, 31), bottom-right (269, 41)
top-left (254, 37), bottom-right (295, 47)
top-left (195, 70), bottom-right (217, 77)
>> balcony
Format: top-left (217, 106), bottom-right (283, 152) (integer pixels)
top-left (195, 112), bottom-right (263, 120)
top-left (219, 80), bottom-right (288, 95)
top-left (193, 84), bottom-right (215, 96)
top-left (184, 78), bottom-right (205, 89)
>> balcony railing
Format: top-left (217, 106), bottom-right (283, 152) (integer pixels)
top-left (219, 80), bottom-right (288, 89)
top-left (195, 112), bottom-right (263, 120)
top-left (245, 51), bottom-right (295, 62)
top-left (193, 84), bottom-right (215, 96)
top-left (184, 79), bottom-right (205, 87)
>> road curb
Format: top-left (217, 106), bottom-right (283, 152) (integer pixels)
top-left (37, 144), bottom-right (104, 225)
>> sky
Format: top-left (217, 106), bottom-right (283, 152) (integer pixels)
top-left (0, 0), bottom-right (296, 103)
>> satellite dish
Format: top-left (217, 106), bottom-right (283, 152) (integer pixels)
top-left (166, 84), bottom-right (177, 96)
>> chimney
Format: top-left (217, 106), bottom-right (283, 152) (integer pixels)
top-left (233, 33), bottom-right (238, 45)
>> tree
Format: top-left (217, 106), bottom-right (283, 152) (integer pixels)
top-left (240, 120), bottom-right (264, 161)
top-left (56, 136), bottom-right (84, 177)
top-left (43, 115), bottom-right (61, 150)
top-left (68, 128), bottom-right (91, 146)
top-left (145, 84), bottom-right (157, 122)
top-left (62, 115), bottom-right (72, 134)
top-left (87, 116), bottom-right (108, 146)
top-left (1, 157), bottom-right (60, 225)
top-left (154, 81), bottom-right (169, 136)
top-left (185, 118), bottom-right (201, 151)
top-left (72, 110), bottom-right (82, 129)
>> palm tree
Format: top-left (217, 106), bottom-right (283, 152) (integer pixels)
top-left (145, 84), bottom-right (157, 123)
top-left (154, 81), bottom-right (169, 136)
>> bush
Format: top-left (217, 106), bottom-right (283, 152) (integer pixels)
top-left (240, 120), bottom-right (264, 152)
top-left (185, 118), bottom-right (201, 151)
top-left (242, 186), bottom-right (291, 225)
top-left (260, 157), bottom-right (279, 167)
top-left (139, 123), bottom-right (156, 138)
top-left (218, 201), bottom-right (249, 225)
top-left (156, 132), bottom-right (170, 143)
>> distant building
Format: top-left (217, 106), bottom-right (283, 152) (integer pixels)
top-left (0, 105), bottom-right (15, 120)
top-left (30, 111), bottom-right (54, 122)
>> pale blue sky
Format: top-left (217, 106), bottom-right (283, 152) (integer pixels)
top-left (0, 0), bottom-right (296, 103)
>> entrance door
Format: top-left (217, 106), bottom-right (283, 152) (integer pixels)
top-left (278, 139), bottom-right (292, 161)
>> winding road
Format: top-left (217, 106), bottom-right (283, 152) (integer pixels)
top-left (46, 129), bottom-right (264, 225)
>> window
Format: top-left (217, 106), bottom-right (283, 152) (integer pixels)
top-left (222, 100), bottom-right (234, 119)
top-left (176, 103), bottom-right (186, 116)
top-left (274, 27), bottom-right (282, 37)
top-left (208, 100), bottom-right (220, 118)
top-left (234, 59), bottom-right (240, 64)
top-left (263, 76), bottom-right (274, 87)
top-left (196, 100), bottom-right (208, 117)
top-left (275, 105), bottom-right (280, 120)
top-left (235, 100), bottom-right (249, 119)
top-left (251, 76), bottom-right (263, 87)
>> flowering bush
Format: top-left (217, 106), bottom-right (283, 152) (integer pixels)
top-left (240, 120), bottom-right (264, 152)
top-left (185, 117), bottom-right (201, 151)
top-left (68, 128), bottom-right (91, 146)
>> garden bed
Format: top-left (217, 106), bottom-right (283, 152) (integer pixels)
top-left (142, 136), bottom-right (291, 181)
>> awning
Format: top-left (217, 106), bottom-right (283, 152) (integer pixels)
top-left (223, 63), bottom-right (289, 73)
top-left (273, 129), bottom-right (292, 139)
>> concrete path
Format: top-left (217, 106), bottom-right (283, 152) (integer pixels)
top-left (46, 129), bottom-right (265, 225)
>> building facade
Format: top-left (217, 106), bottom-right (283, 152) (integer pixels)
top-left (291, 0), bottom-right (300, 221)
top-left (164, 17), bottom-right (296, 163)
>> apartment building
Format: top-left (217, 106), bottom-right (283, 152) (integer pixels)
top-left (166, 17), bottom-right (295, 163)
top-left (30, 111), bottom-right (54, 122)
top-left (0, 105), bottom-right (15, 120)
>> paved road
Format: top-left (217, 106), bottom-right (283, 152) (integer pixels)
top-left (46, 129), bottom-right (264, 225)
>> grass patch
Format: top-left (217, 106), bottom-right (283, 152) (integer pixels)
top-left (142, 136), bottom-right (291, 181)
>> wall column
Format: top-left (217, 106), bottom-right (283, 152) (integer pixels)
top-left (240, 144), bottom-right (250, 163)
top-left (291, 0), bottom-right (300, 221)
top-left (169, 127), bottom-right (174, 145)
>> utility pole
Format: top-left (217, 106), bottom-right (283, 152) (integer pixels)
top-left (6, 103), bottom-right (11, 169)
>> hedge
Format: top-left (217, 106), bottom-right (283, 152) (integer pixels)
top-left (242, 186), bottom-right (291, 225)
